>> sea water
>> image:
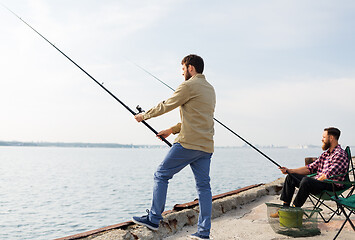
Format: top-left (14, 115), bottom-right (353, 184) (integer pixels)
top-left (0, 146), bottom-right (323, 239)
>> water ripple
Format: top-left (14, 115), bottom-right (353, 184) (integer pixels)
top-left (0, 146), bottom-right (322, 239)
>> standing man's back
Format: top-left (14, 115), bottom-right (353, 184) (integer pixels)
top-left (170, 73), bottom-right (215, 152)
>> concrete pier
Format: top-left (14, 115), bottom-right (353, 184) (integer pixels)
top-left (57, 179), bottom-right (284, 240)
top-left (57, 175), bottom-right (355, 240)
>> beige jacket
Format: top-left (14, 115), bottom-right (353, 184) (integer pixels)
top-left (142, 74), bottom-right (216, 153)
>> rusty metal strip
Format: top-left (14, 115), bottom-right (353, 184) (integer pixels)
top-left (54, 221), bottom-right (134, 240)
top-left (213, 183), bottom-right (264, 199)
top-left (173, 183), bottom-right (263, 210)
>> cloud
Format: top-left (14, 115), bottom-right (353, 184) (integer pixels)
top-left (1, 0), bottom-right (354, 146)
top-left (26, 0), bottom-right (181, 40)
top-left (214, 77), bottom-right (355, 145)
top-left (198, 1), bottom-right (354, 50)
top-left (223, 77), bottom-right (354, 116)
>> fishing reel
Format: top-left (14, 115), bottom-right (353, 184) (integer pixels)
top-left (136, 105), bottom-right (145, 114)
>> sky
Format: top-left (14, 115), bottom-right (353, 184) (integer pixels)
top-left (1, 0), bottom-right (355, 147)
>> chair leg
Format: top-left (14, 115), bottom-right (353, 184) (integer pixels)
top-left (309, 196), bottom-right (333, 222)
top-left (333, 207), bottom-right (355, 240)
top-left (307, 195), bottom-right (322, 219)
top-left (309, 194), bottom-right (341, 223)
top-left (344, 209), bottom-right (355, 231)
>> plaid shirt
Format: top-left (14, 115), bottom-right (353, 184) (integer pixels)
top-left (307, 145), bottom-right (349, 187)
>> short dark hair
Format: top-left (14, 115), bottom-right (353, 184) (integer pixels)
top-left (181, 54), bottom-right (204, 73)
top-left (324, 127), bottom-right (341, 140)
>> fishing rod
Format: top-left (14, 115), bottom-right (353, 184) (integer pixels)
top-left (130, 61), bottom-right (283, 168)
top-left (135, 63), bottom-right (307, 183)
top-left (136, 62), bottom-right (305, 183)
top-left (2, 3), bottom-right (172, 147)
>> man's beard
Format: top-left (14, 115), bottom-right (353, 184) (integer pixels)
top-left (322, 140), bottom-right (331, 151)
top-left (184, 71), bottom-right (192, 80)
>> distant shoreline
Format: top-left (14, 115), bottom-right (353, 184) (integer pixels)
top-left (0, 141), bottom-right (166, 149)
top-left (0, 140), bottom-right (327, 149)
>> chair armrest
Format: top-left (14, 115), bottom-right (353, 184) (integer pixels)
top-left (324, 179), bottom-right (355, 185)
top-left (327, 167), bottom-right (354, 179)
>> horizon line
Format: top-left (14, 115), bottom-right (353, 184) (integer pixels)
top-left (0, 140), bottom-right (334, 149)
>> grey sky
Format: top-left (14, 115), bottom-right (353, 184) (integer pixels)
top-left (1, 0), bottom-right (354, 147)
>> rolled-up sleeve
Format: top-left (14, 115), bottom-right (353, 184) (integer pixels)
top-left (171, 123), bottom-right (181, 134)
top-left (307, 158), bottom-right (320, 174)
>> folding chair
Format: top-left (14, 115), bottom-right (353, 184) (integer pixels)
top-left (329, 180), bottom-right (355, 239)
top-left (307, 146), bottom-right (355, 223)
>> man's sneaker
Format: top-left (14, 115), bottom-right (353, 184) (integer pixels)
top-left (190, 232), bottom-right (210, 239)
top-left (131, 209), bottom-right (159, 231)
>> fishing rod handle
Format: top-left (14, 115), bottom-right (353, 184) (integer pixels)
top-left (141, 120), bottom-right (172, 147)
top-left (135, 105), bottom-right (172, 147)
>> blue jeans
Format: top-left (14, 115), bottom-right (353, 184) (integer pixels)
top-left (148, 143), bottom-right (213, 236)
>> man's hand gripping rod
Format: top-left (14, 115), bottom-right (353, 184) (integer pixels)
top-left (136, 106), bottom-right (172, 147)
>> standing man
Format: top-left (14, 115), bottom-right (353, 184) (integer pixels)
top-left (276, 127), bottom-right (348, 209)
top-left (132, 54), bottom-right (216, 240)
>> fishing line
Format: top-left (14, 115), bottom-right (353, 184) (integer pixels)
top-left (128, 61), bottom-right (283, 168)
top-left (1, 3), bottom-right (172, 147)
top-left (131, 62), bottom-right (306, 184)
top-left (130, 62), bottom-right (313, 187)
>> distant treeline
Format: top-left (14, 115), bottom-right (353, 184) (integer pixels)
top-left (0, 141), bottom-right (167, 149)
top-left (0, 140), bottom-right (326, 149)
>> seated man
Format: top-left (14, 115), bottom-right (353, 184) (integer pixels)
top-left (278, 127), bottom-right (348, 209)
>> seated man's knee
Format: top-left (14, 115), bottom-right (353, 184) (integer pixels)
top-left (285, 174), bottom-right (296, 184)
top-left (285, 174), bottom-right (292, 182)
top-left (300, 177), bottom-right (312, 187)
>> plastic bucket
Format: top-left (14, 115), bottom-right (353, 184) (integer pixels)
top-left (279, 208), bottom-right (303, 228)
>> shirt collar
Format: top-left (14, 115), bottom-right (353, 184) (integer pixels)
top-left (189, 74), bottom-right (204, 80)
top-left (327, 144), bottom-right (341, 155)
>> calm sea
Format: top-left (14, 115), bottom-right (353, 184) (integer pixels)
top-left (0, 146), bottom-right (323, 239)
